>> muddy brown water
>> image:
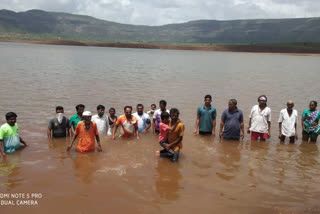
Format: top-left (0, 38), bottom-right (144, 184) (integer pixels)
top-left (0, 42), bottom-right (319, 214)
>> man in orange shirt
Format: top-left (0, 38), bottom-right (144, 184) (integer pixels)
top-left (112, 106), bottom-right (139, 140)
top-left (67, 111), bottom-right (102, 153)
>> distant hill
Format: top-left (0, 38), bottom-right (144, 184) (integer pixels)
top-left (0, 9), bottom-right (320, 44)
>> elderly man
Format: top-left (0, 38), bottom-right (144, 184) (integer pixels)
top-left (219, 99), bottom-right (244, 140)
top-left (0, 112), bottom-right (27, 156)
top-left (112, 106), bottom-right (139, 140)
top-left (47, 106), bottom-right (71, 139)
top-left (278, 100), bottom-right (298, 143)
top-left (133, 104), bottom-right (151, 133)
top-left (67, 111), bottom-right (102, 153)
top-left (247, 95), bottom-right (271, 141)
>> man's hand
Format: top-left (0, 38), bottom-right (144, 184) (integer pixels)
top-left (268, 131), bottom-right (271, 138)
top-left (164, 144), bottom-right (170, 150)
top-left (212, 131), bottom-right (215, 137)
top-left (136, 136), bottom-right (140, 140)
top-left (66, 146), bottom-right (72, 152)
top-left (97, 145), bottom-right (102, 152)
top-left (241, 132), bottom-right (244, 140)
top-left (247, 127), bottom-right (250, 134)
top-left (219, 131), bottom-right (223, 138)
top-left (142, 129), bottom-right (147, 134)
top-left (295, 133), bottom-right (298, 140)
top-left (193, 130), bottom-right (198, 136)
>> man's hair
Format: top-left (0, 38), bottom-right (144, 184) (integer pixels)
top-left (76, 104), bottom-right (85, 110)
top-left (310, 100), bottom-right (318, 107)
top-left (56, 106), bottom-right (64, 111)
top-left (109, 107), bottom-right (116, 112)
top-left (6, 112), bottom-right (17, 120)
top-left (204, 94), bottom-right (212, 100)
top-left (170, 108), bottom-right (180, 116)
top-left (151, 104), bottom-right (156, 107)
top-left (229, 99), bottom-right (237, 106)
top-left (124, 106), bottom-right (132, 111)
top-left (97, 105), bottom-right (105, 110)
top-left (159, 100), bottom-right (167, 106)
top-left (161, 111), bottom-right (170, 120)
top-left (257, 95), bottom-right (267, 101)
top-left (136, 104), bottom-right (144, 108)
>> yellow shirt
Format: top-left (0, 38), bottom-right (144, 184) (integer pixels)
top-left (168, 121), bottom-right (184, 151)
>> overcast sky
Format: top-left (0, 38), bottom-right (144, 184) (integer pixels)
top-left (1, 0), bottom-right (320, 25)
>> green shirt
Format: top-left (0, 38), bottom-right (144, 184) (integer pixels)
top-left (0, 123), bottom-right (20, 153)
top-left (70, 114), bottom-right (83, 130)
top-left (197, 105), bottom-right (217, 132)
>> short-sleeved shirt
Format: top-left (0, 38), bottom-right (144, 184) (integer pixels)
top-left (221, 108), bottom-right (243, 139)
top-left (153, 109), bottom-right (170, 131)
top-left (278, 109), bottom-right (298, 137)
top-left (302, 109), bottom-right (320, 134)
top-left (132, 112), bottom-right (151, 133)
top-left (0, 123), bottom-right (20, 153)
top-left (159, 122), bottom-right (169, 142)
top-left (70, 114), bottom-right (83, 130)
top-left (197, 105), bottom-right (216, 132)
top-left (249, 105), bottom-right (271, 133)
top-left (48, 117), bottom-right (70, 138)
top-left (74, 121), bottom-right (99, 153)
top-left (168, 121), bottom-right (184, 151)
top-left (116, 115), bottom-right (138, 137)
top-left (91, 114), bottom-right (109, 135)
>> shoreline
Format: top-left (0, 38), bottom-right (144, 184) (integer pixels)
top-left (1, 39), bottom-right (320, 56)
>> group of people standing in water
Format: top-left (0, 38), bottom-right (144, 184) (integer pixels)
top-left (0, 95), bottom-right (319, 162)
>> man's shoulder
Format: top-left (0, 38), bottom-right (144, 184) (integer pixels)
top-left (70, 114), bottom-right (77, 120)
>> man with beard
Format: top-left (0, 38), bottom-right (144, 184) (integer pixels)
top-left (247, 95), bottom-right (271, 141)
top-left (112, 106), bottom-right (139, 140)
top-left (133, 104), bottom-right (151, 133)
top-left (47, 106), bottom-right (71, 139)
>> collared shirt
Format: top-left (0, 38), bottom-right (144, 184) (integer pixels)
top-left (132, 112), bottom-right (151, 133)
top-left (116, 115), bottom-right (138, 137)
top-left (91, 114), bottom-right (109, 135)
top-left (197, 104), bottom-right (217, 132)
top-left (0, 123), bottom-right (20, 153)
top-left (278, 108), bottom-right (298, 137)
top-left (168, 120), bottom-right (184, 151)
top-left (221, 108), bottom-right (243, 139)
top-left (70, 114), bottom-right (82, 130)
top-left (153, 109), bottom-right (170, 131)
top-left (249, 105), bottom-right (271, 133)
top-left (48, 116), bottom-right (70, 138)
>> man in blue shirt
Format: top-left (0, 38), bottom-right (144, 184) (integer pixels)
top-left (219, 99), bottom-right (244, 140)
top-left (194, 94), bottom-right (217, 136)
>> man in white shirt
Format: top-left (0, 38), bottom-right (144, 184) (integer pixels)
top-left (247, 95), bottom-right (271, 141)
top-left (278, 100), bottom-right (298, 143)
top-left (91, 105), bottom-right (109, 135)
top-left (133, 104), bottom-right (151, 133)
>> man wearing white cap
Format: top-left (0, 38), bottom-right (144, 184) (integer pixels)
top-left (247, 95), bottom-right (271, 140)
top-left (67, 111), bottom-right (102, 152)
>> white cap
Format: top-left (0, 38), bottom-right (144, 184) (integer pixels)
top-left (82, 111), bottom-right (92, 116)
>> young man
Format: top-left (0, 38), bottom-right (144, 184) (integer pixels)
top-left (248, 95), bottom-right (271, 141)
top-left (0, 112), bottom-right (27, 156)
top-left (278, 100), bottom-right (298, 143)
top-left (112, 106), bottom-right (139, 140)
top-left (153, 100), bottom-right (169, 135)
top-left (67, 111), bottom-right (102, 153)
top-left (91, 105), bottom-right (109, 135)
top-left (133, 104), bottom-right (151, 133)
top-left (70, 104), bottom-right (85, 132)
top-left (194, 94), bottom-right (217, 136)
top-left (147, 104), bottom-right (157, 117)
top-left (156, 108), bottom-right (184, 162)
top-left (47, 106), bottom-right (71, 139)
top-left (219, 99), bottom-right (244, 140)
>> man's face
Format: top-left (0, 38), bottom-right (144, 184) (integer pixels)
top-left (258, 100), bottom-right (267, 107)
top-left (56, 109), bottom-right (64, 114)
top-left (109, 110), bottom-right (115, 117)
top-left (228, 101), bottom-right (235, 110)
top-left (84, 116), bottom-right (91, 122)
top-left (204, 98), bottom-right (212, 106)
top-left (7, 116), bottom-right (16, 126)
top-left (137, 106), bottom-right (143, 115)
top-left (170, 113), bottom-right (178, 122)
top-left (98, 109), bottom-right (105, 116)
top-left (77, 107), bottom-right (84, 115)
top-left (151, 105), bottom-right (156, 110)
top-left (310, 102), bottom-right (316, 111)
top-left (160, 104), bottom-right (166, 111)
top-left (125, 108), bottom-right (132, 119)
top-left (287, 102), bottom-right (294, 110)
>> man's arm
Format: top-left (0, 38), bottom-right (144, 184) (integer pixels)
top-left (136, 127), bottom-right (140, 140)
top-left (295, 122), bottom-right (298, 140)
top-left (0, 140), bottom-right (6, 156)
top-left (219, 120), bottom-right (224, 138)
top-left (267, 121), bottom-right (271, 138)
top-left (247, 118), bottom-right (252, 134)
top-left (143, 119), bottom-right (151, 133)
top-left (278, 122), bottom-right (282, 139)
top-left (96, 135), bottom-right (102, 151)
top-left (301, 117), bottom-right (306, 131)
top-left (166, 136), bottom-right (183, 150)
top-left (212, 118), bottom-right (216, 136)
top-left (152, 118), bottom-right (156, 135)
top-left (240, 121), bottom-right (244, 139)
top-left (20, 137), bottom-right (27, 146)
top-left (194, 115), bottom-right (200, 135)
top-left (112, 124), bottom-right (119, 140)
top-left (67, 134), bottom-right (78, 151)
top-left (47, 127), bottom-right (52, 139)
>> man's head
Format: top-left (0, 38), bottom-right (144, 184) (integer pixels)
top-left (258, 95), bottom-right (267, 107)
top-left (109, 107), bottom-right (116, 116)
top-left (124, 106), bottom-right (133, 119)
top-left (82, 111), bottom-right (92, 123)
top-left (287, 100), bottom-right (294, 110)
top-left (6, 112), bottom-right (17, 126)
top-left (159, 100), bottom-right (167, 111)
top-left (97, 105), bottom-right (105, 117)
top-left (170, 108), bottom-right (180, 122)
top-left (76, 104), bottom-right (85, 116)
top-left (56, 106), bottom-right (64, 114)
top-left (161, 111), bottom-right (170, 124)
top-left (309, 101), bottom-right (317, 111)
top-left (204, 95), bottom-right (212, 106)
top-left (136, 104), bottom-right (144, 115)
top-left (151, 104), bottom-right (156, 110)
top-left (228, 99), bottom-right (237, 111)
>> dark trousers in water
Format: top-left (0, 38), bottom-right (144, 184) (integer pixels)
top-left (159, 149), bottom-right (180, 162)
top-left (159, 140), bottom-right (175, 155)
